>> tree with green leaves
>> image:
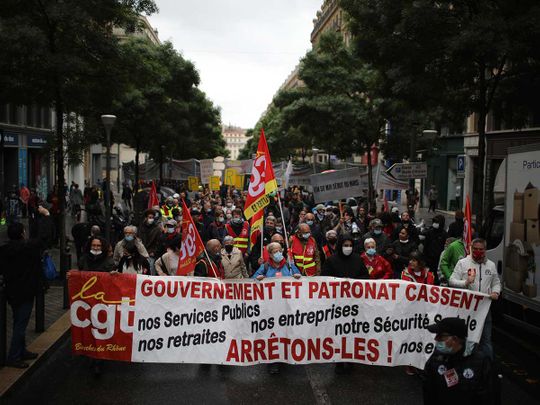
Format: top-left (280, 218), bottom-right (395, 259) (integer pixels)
top-left (341, 0), bottom-right (540, 224)
top-left (0, 0), bottom-right (157, 271)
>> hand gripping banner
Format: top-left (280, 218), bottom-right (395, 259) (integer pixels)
top-left (69, 272), bottom-right (491, 369)
top-left (243, 129), bottom-right (278, 219)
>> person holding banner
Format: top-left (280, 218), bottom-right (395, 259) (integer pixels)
top-left (221, 236), bottom-right (248, 279)
top-left (360, 238), bottom-right (393, 279)
top-left (78, 237), bottom-right (114, 272)
top-left (449, 238), bottom-right (500, 360)
top-left (194, 239), bottom-right (225, 279)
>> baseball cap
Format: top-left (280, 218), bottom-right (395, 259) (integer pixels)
top-left (391, 207), bottom-right (399, 213)
top-left (370, 218), bottom-right (383, 228)
top-left (427, 317), bottom-right (467, 339)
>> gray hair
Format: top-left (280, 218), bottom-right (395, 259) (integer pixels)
top-left (267, 242), bottom-right (282, 254)
top-left (364, 237), bottom-right (376, 247)
top-left (223, 235), bottom-right (234, 243)
top-left (124, 225), bottom-right (137, 234)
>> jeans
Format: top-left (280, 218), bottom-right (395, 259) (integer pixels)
top-left (478, 310), bottom-right (493, 360)
top-left (8, 299), bottom-right (34, 362)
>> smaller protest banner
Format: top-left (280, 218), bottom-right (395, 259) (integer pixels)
top-left (200, 159), bottom-right (214, 185)
top-left (224, 168), bottom-right (238, 186)
top-left (311, 167), bottom-right (368, 203)
top-left (188, 176), bottom-right (199, 191)
top-left (234, 174), bottom-right (245, 190)
top-left (210, 176), bottom-right (221, 191)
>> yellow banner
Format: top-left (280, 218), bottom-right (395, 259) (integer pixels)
top-left (224, 168), bottom-right (237, 186)
top-left (234, 174), bottom-right (245, 190)
top-left (210, 176), bottom-right (221, 191)
top-left (188, 176), bottom-right (199, 191)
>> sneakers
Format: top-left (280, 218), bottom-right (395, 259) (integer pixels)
top-left (22, 351), bottom-right (39, 360)
top-left (6, 360), bottom-right (29, 369)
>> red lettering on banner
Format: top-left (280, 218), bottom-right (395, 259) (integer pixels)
top-left (405, 284), bottom-right (484, 311)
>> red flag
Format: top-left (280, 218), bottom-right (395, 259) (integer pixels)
top-left (463, 195), bottom-right (473, 255)
top-left (177, 199), bottom-right (205, 276)
top-left (244, 129), bottom-right (278, 219)
top-left (148, 181), bottom-right (160, 209)
top-left (249, 209), bottom-right (264, 248)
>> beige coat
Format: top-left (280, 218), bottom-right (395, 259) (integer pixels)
top-left (155, 250), bottom-right (193, 276)
top-left (221, 247), bottom-right (248, 279)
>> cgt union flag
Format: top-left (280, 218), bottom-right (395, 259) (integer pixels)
top-left (177, 199), bottom-right (205, 275)
top-left (243, 129), bottom-right (278, 219)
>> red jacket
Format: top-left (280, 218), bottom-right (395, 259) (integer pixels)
top-left (360, 252), bottom-right (393, 279)
top-left (401, 266), bottom-right (434, 285)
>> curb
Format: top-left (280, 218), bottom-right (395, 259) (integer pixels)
top-left (0, 311), bottom-right (71, 399)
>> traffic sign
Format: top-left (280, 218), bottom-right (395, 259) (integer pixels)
top-left (457, 155), bottom-right (465, 178)
top-left (386, 162), bottom-right (427, 180)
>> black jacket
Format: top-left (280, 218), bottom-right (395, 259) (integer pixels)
top-left (423, 346), bottom-right (493, 405)
top-left (78, 253), bottom-right (114, 272)
top-left (321, 236), bottom-right (369, 279)
top-left (0, 239), bottom-right (44, 305)
top-left (448, 219), bottom-right (464, 238)
top-left (423, 227), bottom-right (448, 269)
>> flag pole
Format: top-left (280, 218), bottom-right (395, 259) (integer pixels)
top-left (276, 193), bottom-right (292, 264)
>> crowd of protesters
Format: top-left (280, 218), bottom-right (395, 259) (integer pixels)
top-left (1, 178), bottom-right (501, 402)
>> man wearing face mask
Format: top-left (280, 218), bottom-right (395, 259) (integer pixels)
top-left (221, 236), bottom-right (248, 279)
top-left (113, 225), bottom-right (149, 268)
top-left (157, 219), bottom-right (180, 257)
top-left (320, 205), bottom-right (338, 234)
top-left (195, 239), bottom-right (225, 279)
top-left (450, 239), bottom-right (500, 360)
top-left (139, 209), bottom-right (162, 274)
top-left (423, 317), bottom-right (494, 404)
top-left (205, 208), bottom-right (227, 243)
top-left (289, 223), bottom-right (320, 276)
top-left (362, 219), bottom-right (390, 254)
top-left (160, 197), bottom-right (175, 220)
top-left (225, 208), bottom-right (250, 257)
top-left (305, 212), bottom-right (323, 248)
top-left (249, 216), bottom-right (279, 271)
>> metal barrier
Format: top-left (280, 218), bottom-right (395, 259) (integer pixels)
top-left (0, 274), bottom-right (6, 366)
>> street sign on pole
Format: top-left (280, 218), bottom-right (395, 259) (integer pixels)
top-left (386, 162), bottom-right (427, 180)
top-left (457, 155), bottom-right (465, 178)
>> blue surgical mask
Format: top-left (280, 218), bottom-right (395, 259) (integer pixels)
top-left (125, 235), bottom-right (134, 242)
top-left (272, 252), bottom-right (284, 262)
top-left (302, 233), bottom-right (311, 240)
top-left (373, 229), bottom-right (382, 235)
top-left (435, 341), bottom-right (454, 354)
top-left (306, 220), bottom-right (314, 226)
top-left (367, 248), bottom-right (377, 256)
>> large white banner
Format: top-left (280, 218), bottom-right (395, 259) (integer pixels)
top-left (310, 168), bottom-right (369, 203)
top-left (70, 273), bottom-right (491, 369)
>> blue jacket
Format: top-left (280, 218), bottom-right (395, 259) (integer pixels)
top-left (252, 260), bottom-right (300, 278)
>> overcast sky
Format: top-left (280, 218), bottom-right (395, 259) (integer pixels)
top-left (148, 0), bottom-right (321, 129)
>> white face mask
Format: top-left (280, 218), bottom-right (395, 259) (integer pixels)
top-left (90, 249), bottom-right (102, 256)
top-left (432, 223), bottom-right (440, 229)
top-left (167, 227), bottom-right (175, 234)
top-left (400, 239), bottom-right (409, 244)
top-left (342, 246), bottom-right (353, 256)
top-left (147, 218), bottom-right (154, 224)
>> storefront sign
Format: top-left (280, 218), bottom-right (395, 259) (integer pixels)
top-left (27, 134), bottom-right (49, 147)
top-left (0, 131), bottom-right (19, 146)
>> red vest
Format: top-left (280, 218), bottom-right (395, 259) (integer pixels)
top-left (290, 235), bottom-right (317, 276)
top-left (322, 244), bottom-right (335, 259)
top-left (225, 222), bottom-right (249, 254)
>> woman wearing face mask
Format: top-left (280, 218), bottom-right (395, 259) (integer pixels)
top-left (220, 236), bottom-right (248, 279)
top-left (205, 208), bottom-right (227, 243)
top-left (78, 237), bottom-right (114, 272)
top-left (360, 238), bottom-right (393, 279)
top-left (390, 227), bottom-right (418, 278)
top-left (117, 242), bottom-right (150, 275)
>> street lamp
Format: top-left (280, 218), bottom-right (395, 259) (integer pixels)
top-left (312, 148), bottom-right (319, 174)
top-left (101, 114), bottom-right (116, 242)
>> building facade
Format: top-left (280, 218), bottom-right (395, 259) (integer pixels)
top-left (0, 104), bottom-right (54, 200)
top-left (223, 125), bottom-right (248, 160)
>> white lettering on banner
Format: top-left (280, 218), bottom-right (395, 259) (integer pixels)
top-left (70, 275), bottom-right (491, 369)
top-left (248, 155), bottom-right (267, 197)
top-left (180, 223), bottom-right (197, 260)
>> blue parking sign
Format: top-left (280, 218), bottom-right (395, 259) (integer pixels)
top-left (457, 155), bottom-right (465, 177)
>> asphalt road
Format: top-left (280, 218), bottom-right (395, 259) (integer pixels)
top-left (3, 335), bottom-right (538, 405)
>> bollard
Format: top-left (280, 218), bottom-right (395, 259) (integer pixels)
top-left (35, 283), bottom-right (45, 333)
top-left (0, 275), bottom-right (7, 367)
top-left (62, 250), bottom-right (72, 309)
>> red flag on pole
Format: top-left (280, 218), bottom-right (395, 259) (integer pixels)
top-left (463, 195), bottom-right (473, 255)
top-left (243, 129), bottom-right (278, 219)
top-left (148, 180), bottom-right (160, 209)
top-left (177, 199), bottom-right (205, 276)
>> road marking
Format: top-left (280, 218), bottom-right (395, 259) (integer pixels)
top-left (305, 365), bottom-right (332, 405)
